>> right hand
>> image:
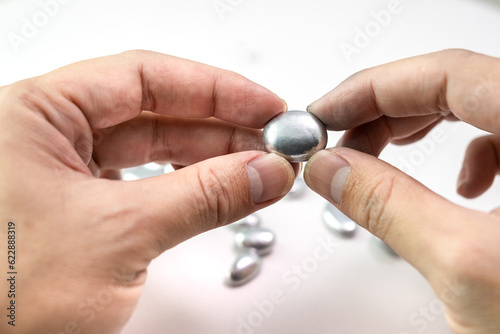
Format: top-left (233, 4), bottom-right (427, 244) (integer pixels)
top-left (304, 49), bottom-right (500, 334)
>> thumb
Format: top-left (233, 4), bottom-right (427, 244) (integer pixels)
top-left (126, 151), bottom-right (295, 251)
top-left (303, 147), bottom-right (471, 275)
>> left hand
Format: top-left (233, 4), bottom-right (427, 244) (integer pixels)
top-left (0, 50), bottom-right (295, 333)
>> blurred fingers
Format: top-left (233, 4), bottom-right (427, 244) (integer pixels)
top-left (338, 114), bottom-right (443, 156)
top-left (308, 49), bottom-right (500, 134)
top-left (92, 112), bottom-right (264, 169)
top-left (457, 135), bottom-right (500, 198)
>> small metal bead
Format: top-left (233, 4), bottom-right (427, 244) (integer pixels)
top-left (230, 213), bottom-right (261, 231)
top-left (225, 251), bottom-right (262, 287)
top-left (323, 203), bottom-right (358, 238)
top-left (263, 110), bottom-right (328, 162)
top-left (234, 228), bottom-right (276, 256)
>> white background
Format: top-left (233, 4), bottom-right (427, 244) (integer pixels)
top-left (1, 0), bottom-right (500, 333)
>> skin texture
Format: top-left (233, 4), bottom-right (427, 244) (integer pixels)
top-left (0, 50), bottom-right (297, 333)
top-left (2, 48), bottom-right (499, 334)
top-left (304, 49), bottom-right (500, 334)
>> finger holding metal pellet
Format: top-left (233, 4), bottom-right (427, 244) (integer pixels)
top-left (263, 110), bottom-right (328, 162)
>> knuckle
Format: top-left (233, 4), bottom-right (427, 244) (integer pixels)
top-left (433, 243), bottom-right (477, 303)
top-left (437, 228), bottom-right (500, 290)
top-left (8, 78), bottom-right (45, 106)
top-left (86, 196), bottom-right (161, 261)
top-left (191, 166), bottom-right (233, 230)
top-left (347, 171), bottom-right (397, 240)
top-left (149, 114), bottom-right (163, 154)
top-left (121, 49), bottom-right (148, 58)
top-left (441, 48), bottom-right (474, 57)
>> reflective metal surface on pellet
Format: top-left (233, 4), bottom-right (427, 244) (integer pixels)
top-left (225, 251), bottom-right (262, 287)
top-left (263, 110), bottom-right (328, 162)
top-left (323, 203), bottom-right (358, 238)
top-left (234, 228), bottom-right (276, 256)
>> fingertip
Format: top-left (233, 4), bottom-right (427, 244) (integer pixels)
top-left (306, 95), bottom-right (332, 125)
top-left (304, 149), bottom-right (351, 204)
top-left (282, 98), bottom-right (288, 112)
top-left (237, 83), bottom-right (287, 127)
top-left (458, 135), bottom-right (500, 198)
top-left (306, 101), bottom-right (317, 114)
top-left (246, 153), bottom-right (295, 204)
top-left (456, 164), bottom-right (471, 198)
top-left (130, 151), bottom-right (295, 252)
top-left (457, 182), bottom-right (474, 199)
top-left (99, 169), bottom-right (122, 180)
top-left (292, 162), bottom-right (302, 179)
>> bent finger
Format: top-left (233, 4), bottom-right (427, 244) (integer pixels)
top-left (338, 114), bottom-right (442, 156)
top-left (304, 147), bottom-right (478, 276)
top-left (390, 118), bottom-right (443, 146)
top-left (457, 135), bottom-right (500, 198)
top-left (119, 151), bottom-right (295, 252)
top-left (39, 50), bottom-right (286, 131)
top-left (92, 112), bottom-right (264, 169)
top-left (308, 49), bottom-right (500, 133)
top-left (99, 169), bottom-right (122, 180)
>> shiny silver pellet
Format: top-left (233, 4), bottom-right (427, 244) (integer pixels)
top-left (263, 110), bottom-right (328, 162)
top-left (234, 228), bottom-right (276, 256)
top-left (230, 213), bottom-right (261, 231)
top-left (286, 177), bottom-right (307, 199)
top-left (323, 203), bottom-right (358, 238)
top-left (226, 251), bottom-right (262, 287)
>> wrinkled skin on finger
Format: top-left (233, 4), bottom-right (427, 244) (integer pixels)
top-left (305, 49), bottom-right (500, 334)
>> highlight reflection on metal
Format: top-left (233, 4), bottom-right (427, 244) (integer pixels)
top-left (230, 213), bottom-right (261, 230)
top-left (323, 203), bottom-right (358, 238)
top-left (226, 215), bottom-right (276, 287)
top-left (226, 251), bottom-right (262, 286)
top-left (234, 228), bottom-right (276, 256)
top-left (263, 110), bottom-right (328, 162)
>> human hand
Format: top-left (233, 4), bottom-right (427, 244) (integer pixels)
top-left (0, 51), bottom-right (296, 333)
top-left (303, 49), bottom-right (500, 334)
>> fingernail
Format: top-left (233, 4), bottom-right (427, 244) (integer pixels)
top-left (246, 154), bottom-right (294, 204)
top-left (457, 164), bottom-right (468, 193)
top-left (282, 99), bottom-right (288, 112)
top-left (304, 150), bottom-right (351, 204)
top-left (292, 162), bottom-right (303, 178)
top-left (306, 103), bottom-right (315, 114)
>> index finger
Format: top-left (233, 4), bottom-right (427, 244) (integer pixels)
top-left (307, 49), bottom-right (500, 133)
top-left (42, 50), bottom-right (286, 130)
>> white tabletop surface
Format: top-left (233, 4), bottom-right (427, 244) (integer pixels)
top-left (2, 1), bottom-right (500, 333)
